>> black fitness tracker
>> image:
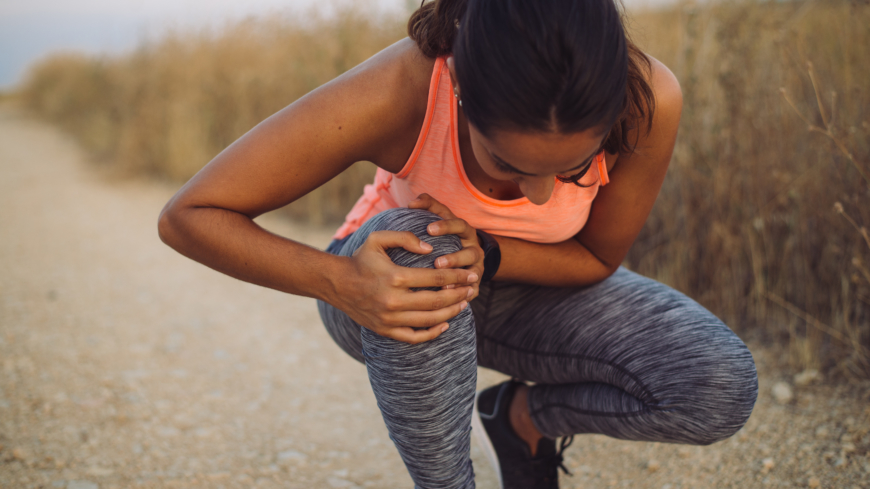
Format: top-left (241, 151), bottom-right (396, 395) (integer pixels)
top-left (475, 229), bottom-right (501, 282)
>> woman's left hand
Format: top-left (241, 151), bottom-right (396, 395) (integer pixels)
top-left (408, 193), bottom-right (485, 301)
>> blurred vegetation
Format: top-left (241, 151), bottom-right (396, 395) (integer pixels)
top-left (18, 1), bottom-right (870, 376)
top-left (20, 8), bottom-right (401, 223)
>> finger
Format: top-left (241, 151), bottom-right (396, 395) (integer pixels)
top-left (384, 323), bottom-right (449, 345)
top-left (364, 230), bottom-right (433, 255)
top-left (398, 287), bottom-right (474, 311)
top-left (408, 193), bottom-right (457, 220)
top-left (397, 266), bottom-right (479, 288)
top-left (433, 247), bottom-right (483, 269)
top-left (426, 218), bottom-right (474, 239)
top-left (388, 301), bottom-right (468, 329)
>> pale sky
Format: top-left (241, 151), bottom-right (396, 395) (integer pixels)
top-left (0, 0), bottom-right (668, 89)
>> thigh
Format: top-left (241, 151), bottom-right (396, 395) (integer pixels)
top-left (471, 267), bottom-right (757, 409)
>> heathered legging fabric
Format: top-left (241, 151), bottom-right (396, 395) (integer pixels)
top-left (317, 208), bottom-right (758, 489)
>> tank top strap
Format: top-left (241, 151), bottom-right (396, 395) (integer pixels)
top-left (395, 57), bottom-right (449, 179)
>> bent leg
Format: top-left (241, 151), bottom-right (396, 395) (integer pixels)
top-left (318, 208), bottom-right (477, 489)
top-left (472, 267), bottom-right (758, 446)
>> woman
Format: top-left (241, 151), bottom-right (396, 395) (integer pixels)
top-left (158, 0), bottom-right (758, 487)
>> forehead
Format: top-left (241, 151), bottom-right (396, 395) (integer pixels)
top-left (478, 126), bottom-right (606, 174)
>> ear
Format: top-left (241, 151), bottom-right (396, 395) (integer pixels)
top-left (446, 56), bottom-right (460, 99)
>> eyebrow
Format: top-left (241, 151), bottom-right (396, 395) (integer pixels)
top-left (490, 151), bottom-right (598, 177)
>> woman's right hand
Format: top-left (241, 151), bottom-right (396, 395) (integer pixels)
top-left (333, 230), bottom-right (478, 345)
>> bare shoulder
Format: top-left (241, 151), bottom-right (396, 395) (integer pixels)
top-left (646, 55), bottom-right (683, 128)
top-left (336, 38), bottom-right (437, 172)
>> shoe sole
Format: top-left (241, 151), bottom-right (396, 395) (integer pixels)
top-left (472, 390), bottom-right (504, 489)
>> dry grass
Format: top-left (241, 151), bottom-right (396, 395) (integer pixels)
top-left (628, 0), bottom-right (870, 376)
top-left (18, 1), bottom-right (870, 376)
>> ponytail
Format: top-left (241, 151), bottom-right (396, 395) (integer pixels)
top-left (407, 0), bottom-right (467, 58)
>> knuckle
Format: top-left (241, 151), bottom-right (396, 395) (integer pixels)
top-left (383, 297), bottom-right (400, 312)
top-left (474, 247), bottom-right (485, 261)
top-left (433, 271), bottom-right (447, 287)
top-left (389, 273), bottom-right (405, 288)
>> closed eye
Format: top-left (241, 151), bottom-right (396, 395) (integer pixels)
top-left (556, 156), bottom-right (596, 185)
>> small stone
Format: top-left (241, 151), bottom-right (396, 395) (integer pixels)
top-left (807, 477), bottom-right (820, 488)
top-left (815, 426), bottom-right (829, 439)
top-left (12, 447), bottom-right (29, 461)
top-left (647, 460), bottom-right (661, 472)
top-left (761, 458), bottom-right (775, 471)
top-left (327, 478), bottom-right (354, 488)
top-left (277, 450), bottom-right (307, 463)
top-left (771, 382), bottom-right (794, 404)
top-left (833, 457), bottom-right (847, 468)
top-left (67, 482), bottom-right (99, 489)
top-left (793, 369), bottom-right (820, 387)
top-left (86, 466), bottom-right (114, 476)
top-left (842, 442), bottom-right (856, 454)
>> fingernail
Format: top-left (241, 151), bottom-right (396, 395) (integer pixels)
top-left (427, 223), bottom-right (437, 234)
top-left (460, 301), bottom-right (468, 310)
top-left (467, 273), bottom-right (479, 283)
top-left (436, 257), bottom-right (447, 268)
top-left (445, 284), bottom-right (455, 289)
top-left (441, 324), bottom-right (449, 333)
top-left (466, 288), bottom-right (473, 298)
top-left (420, 241), bottom-right (432, 251)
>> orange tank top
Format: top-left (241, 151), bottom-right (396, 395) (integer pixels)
top-left (333, 57), bottom-right (610, 244)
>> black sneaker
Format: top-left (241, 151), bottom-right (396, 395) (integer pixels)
top-left (472, 380), bottom-right (574, 489)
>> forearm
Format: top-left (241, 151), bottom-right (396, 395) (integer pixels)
top-left (492, 235), bottom-right (617, 287)
top-left (158, 205), bottom-right (348, 303)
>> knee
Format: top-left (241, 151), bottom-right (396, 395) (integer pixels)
top-left (363, 208), bottom-right (462, 269)
top-left (679, 342), bottom-right (759, 445)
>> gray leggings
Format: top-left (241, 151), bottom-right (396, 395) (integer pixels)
top-left (317, 208), bottom-right (758, 489)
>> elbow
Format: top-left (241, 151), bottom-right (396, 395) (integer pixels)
top-left (595, 260), bottom-right (621, 283)
top-left (157, 200), bottom-right (181, 249)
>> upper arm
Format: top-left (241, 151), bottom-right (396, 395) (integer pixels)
top-left (575, 55), bottom-right (683, 271)
top-left (161, 38), bottom-right (432, 219)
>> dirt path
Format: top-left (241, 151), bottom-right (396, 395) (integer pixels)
top-left (0, 105), bottom-right (868, 489)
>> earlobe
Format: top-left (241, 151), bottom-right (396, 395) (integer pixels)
top-left (445, 56), bottom-right (460, 100)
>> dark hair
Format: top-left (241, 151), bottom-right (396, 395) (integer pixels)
top-left (408, 0), bottom-right (655, 157)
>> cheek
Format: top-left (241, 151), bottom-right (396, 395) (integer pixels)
top-left (468, 138), bottom-right (509, 180)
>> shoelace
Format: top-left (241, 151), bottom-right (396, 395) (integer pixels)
top-left (531, 434), bottom-right (575, 478)
top-left (554, 435), bottom-right (575, 476)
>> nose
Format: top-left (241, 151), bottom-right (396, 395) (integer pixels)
top-left (518, 176), bottom-right (556, 205)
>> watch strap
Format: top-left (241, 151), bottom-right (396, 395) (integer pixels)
top-left (475, 229), bottom-right (501, 282)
